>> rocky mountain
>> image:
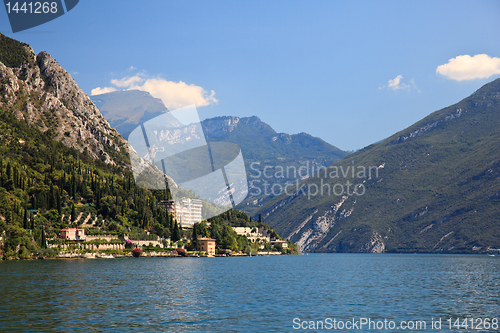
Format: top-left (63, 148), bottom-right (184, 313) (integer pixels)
top-left (0, 33), bottom-right (129, 167)
top-left (201, 116), bottom-right (348, 215)
top-left (257, 79), bottom-right (500, 254)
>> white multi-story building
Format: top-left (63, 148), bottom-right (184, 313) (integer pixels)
top-left (159, 198), bottom-right (202, 228)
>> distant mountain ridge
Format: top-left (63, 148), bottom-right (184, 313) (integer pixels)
top-left (200, 115), bottom-right (348, 215)
top-left (256, 79), bottom-right (500, 254)
top-left (202, 115), bottom-right (345, 160)
top-left (91, 90), bottom-right (348, 216)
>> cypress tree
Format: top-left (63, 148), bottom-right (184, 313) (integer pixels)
top-left (165, 180), bottom-right (172, 200)
top-left (159, 211), bottom-right (165, 227)
top-left (49, 183), bottom-right (55, 209)
top-left (61, 173), bottom-right (66, 194)
top-left (57, 194), bottom-right (62, 216)
top-left (23, 209), bottom-right (28, 229)
top-left (5, 210), bottom-right (12, 224)
top-left (192, 224), bottom-right (198, 247)
top-left (172, 220), bottom-right (181, 242)
top-left (96, 189), bottom-right (101, 210)
top-left (71, 204), bottom-right (76, 223)
top-left (13, 167), bottom-right (17, 189)
top-left (41, 225), bottom-right (47, 248)
top-left (6, 161), bottom-right (11, 180)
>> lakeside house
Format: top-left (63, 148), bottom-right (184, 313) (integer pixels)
top-left (232, 227), bottom-right (271, 243)
top-left (232, 227), bottom-right (272, 249)
top-left (158, 198), bottom-right (203, 229)
top-left (59, 228), bottom-right (86, 241)
top-left (197, 237), bottom-right (216, 256)
top-left (270, 240), bottom-right (288, 249)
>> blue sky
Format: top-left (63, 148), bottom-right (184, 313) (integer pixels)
top-left (2, 0), bottom-right (500, 151)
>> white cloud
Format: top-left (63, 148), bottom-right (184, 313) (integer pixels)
top-left (91, 86), bottom-right (117, 95)
top-left (111, 76), bottom-right (143, 88)
top-left (130, 78), bottom-right (218, 109)
top-left (388, 75), bottom-right (406, 90)
top-left (92, 74), bottom-right (218, 109)
top-left (129, 66), bottom-right (136, 70)
top-left (436, 54), bottom-right (500, 81)
top-left (381, 75), bottom-right (418, 91)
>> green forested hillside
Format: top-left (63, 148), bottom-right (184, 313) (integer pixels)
top-left (0, 89), bottom-right (177, 259)
top-left (0, 33), bottom-right (30, 67)
top-left (0, 107), bottom-right (293, 258)
top-left (257, 79), bottom-right (500, 253)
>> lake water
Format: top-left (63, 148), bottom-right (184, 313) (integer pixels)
top-left (0, 254), bottom-right (499, 332)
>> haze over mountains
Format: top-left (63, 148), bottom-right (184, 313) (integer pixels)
top-left (92, 91), bottom-right (348, 216)
top-left (256, 79), bottom-right (500, 254)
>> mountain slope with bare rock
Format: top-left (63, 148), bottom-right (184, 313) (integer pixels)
top-left (0, 33), bottom-right (129, 167)
top-left (256, 79), bottom-right (500, 254)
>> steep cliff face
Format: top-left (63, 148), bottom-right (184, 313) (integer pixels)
top-left (0, 34), bottom-right (128, 166)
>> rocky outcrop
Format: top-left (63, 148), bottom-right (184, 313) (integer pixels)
top-left (359, 232), bottom-right (385, 253)
top-left (0, 40), bottom-right (128, 166)
top-left (288, 195), bottom-right (357, 253)
top-left (201, 116), bottom-right (272, 138)
top-left (390, 108), bottom-right (463, 144)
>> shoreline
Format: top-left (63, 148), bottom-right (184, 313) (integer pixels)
top-left (7, 250), bottom-right (287, 260)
